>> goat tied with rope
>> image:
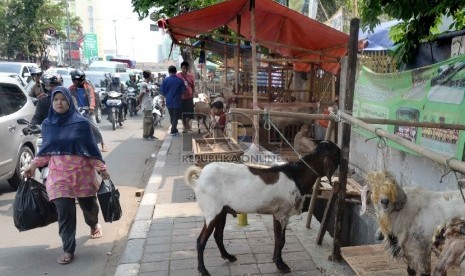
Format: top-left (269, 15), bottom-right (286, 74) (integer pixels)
top-left (361, 171), bottom-right (465, 276)
top-left (185, 140), bottom-right (341, 276)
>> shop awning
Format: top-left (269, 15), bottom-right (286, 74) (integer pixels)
top-left (158, 0), bottom-right (349, 74)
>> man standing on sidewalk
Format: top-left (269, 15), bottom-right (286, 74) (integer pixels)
top-left (160, 65), bottom-right (186, 136)
top-left (176, 61), bottom-right (196, 133)
top-left (138, 70), bottom-right (157, 140)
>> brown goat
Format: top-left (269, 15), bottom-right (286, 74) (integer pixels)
top-left (185, 140), bottom-right (341, 275)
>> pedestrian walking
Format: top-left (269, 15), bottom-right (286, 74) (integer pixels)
top-left (176, 61), bottom-right (196, 133)
top-left (160, 65), bottom-right (186, 136)
top-left (138, 70), bottom-right (157, 140)
top-left (24, 86), bottom-right (110, 265)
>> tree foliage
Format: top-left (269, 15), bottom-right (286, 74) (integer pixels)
top-left (360, 0), bottom-right (465, 64)
top-left (0, 0), bottom-right (81, 62)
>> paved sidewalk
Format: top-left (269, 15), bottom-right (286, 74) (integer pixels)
top-left (114, 130), bottom-right (355, 276)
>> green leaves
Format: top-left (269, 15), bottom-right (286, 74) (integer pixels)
top-left (360, 0), bottom-right (465, 64)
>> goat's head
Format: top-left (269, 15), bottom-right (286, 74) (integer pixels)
top-left (301, 140), bottom-right (341, 179)
top-left (365, 171), bottom-right (408, 235)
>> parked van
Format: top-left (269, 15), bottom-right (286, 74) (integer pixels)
top-left (88, 61), bottom-right (127, 73)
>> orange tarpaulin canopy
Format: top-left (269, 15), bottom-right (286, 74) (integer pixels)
top-left (159, 0), bottom-right (349, 74)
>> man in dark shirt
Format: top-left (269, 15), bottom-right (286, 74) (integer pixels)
top-left (31, 73), bottom-right (63, 126)
top-left (160, 66), bottom-right (186, 136)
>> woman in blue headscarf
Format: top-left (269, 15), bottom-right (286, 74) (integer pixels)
top-left (25, 86), bottom-right (110, 265)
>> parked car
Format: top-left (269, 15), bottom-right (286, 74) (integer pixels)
top-left (0, 61), bottom-right (38, 84)
top-left (0, 72), bottom-right (27, 88)
top-left (62, 74), bottom-right (103, 123)
top-left (0, 76), bottom-right (37, 190)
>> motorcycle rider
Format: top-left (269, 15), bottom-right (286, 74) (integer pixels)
top-left (106, 73), bottom-right (127, 120)
top-left (125, 72), bottom-right (139, 114)
top-left (28, 67), bottom-right (46, 99)
top-left (31, 73), bottom-right (63, 126)
top-left (69, 69), bottom-right (107, 152)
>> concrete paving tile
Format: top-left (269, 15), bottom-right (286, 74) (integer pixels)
top-left (145, 243), bottom-right (171, 253)
top-left (286, 259), bottom-right (318, 272)
top-left (173, 221), bottom-right (197, 229)
top-left (229, 263), bottom-right (260, 275)
top-left (282, 242), bottom-right (306, 253)
top-left (170, 258), bottom-right (198, 270)
top-left (114, 263), bottom-right (140, 276)
top-left (223, 231), bottom-right (247, 240)
top-left (139, 260), bottom-right (169, 272)
top-left (146, 235), bottom-right (172, 245)
top-left (141, 251), bottom-right (171, 263)
top-left (170, 241), bottom-right (196, 251)
top-left (169, 233), bottom-right (197, 243)
top-left (172, 228), bottom-right (200, 236)
top-left (229, 253), bottom-right (256, 265)
top-left (281, 250), bottom-right (311, 261)
top-left (119, 239), bottom-right (145, 263)
top-left (152, 217), bottom-right (174, 224)
top-left (168, 268), bottom-right (200, 276)
top-left (170, 249), bottom-right (197, 260)
top-left (257, 262), bottom-right (279, 274)
top-left (174, 216), bottom-right (199, 223)
top-left (254, 253), bottom-right (274, 263)
top-left (203, 265), bottom-right (231, 276)
top-left (245, 230), bottom-right (271, 238)
top-left (151, 222), bottom-right (174, 230)
top-left (147, 229), bottom-right (172, 237)
top-left (249, 244), bottom-right (275, 254)
top-left (139, 271), bottom-right (168, 276)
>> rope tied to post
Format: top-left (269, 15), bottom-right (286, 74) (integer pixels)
top-left (364, 128), bottom-right (387, 149)
top-left (262, 112), bottom-right (319, 177)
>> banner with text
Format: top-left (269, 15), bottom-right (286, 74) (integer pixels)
top-left (353, 54), bottom-right (465, 159)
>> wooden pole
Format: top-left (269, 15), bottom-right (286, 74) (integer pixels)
top-left (332, 18), bottom-right (359, 262)
top-left (251, 0), bottom-right (259, 147)
top-left (339, 111), bottom-right (465, 175)
top-left (229, 107), bottom-right (331, 121)
top-left (355, 118), bottom-right (465, 130)
top-left (236, 15), bottom-right (241, 95)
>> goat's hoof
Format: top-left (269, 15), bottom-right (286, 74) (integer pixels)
top-left (198, 267), bottom-right (211, 276)
top-left (276, 262), bottom-right (291, 273)
top-left (222, 253), bottom-right (237, 262)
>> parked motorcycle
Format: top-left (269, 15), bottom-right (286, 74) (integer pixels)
top-left (152, 94), bottom-right (165, 127)
top-left (127, 87), bottom-right (138, 117)
top-left (17, 119), bottom-right (47, 183)
top-left (104, 91), bottom-right (124, 130)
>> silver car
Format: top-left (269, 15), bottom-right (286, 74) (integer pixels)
top-left (0, 76), bottom-right (37, 190)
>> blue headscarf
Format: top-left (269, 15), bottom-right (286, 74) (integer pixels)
top-left (38, 86), bottom-right (103, 162)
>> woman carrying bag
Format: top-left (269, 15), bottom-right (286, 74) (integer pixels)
top-left (24, 86), bottom-right (110, 265)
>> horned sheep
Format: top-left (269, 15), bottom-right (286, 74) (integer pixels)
top-left (361, 171), bottom-right (465, 276)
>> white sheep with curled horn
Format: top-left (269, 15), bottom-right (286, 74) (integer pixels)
top-left (360, 171), bottom-right (465, 276)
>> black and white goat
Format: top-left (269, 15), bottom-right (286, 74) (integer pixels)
top-left (185, 140), bottom-right (341, 276)
top-left (432, 216), bottom-right (465, 276)
top-left (361, 171), bottom-right (465, 276)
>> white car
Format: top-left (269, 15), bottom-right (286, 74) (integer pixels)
top-left (0, 61), bottom-right (38, 84)
top-left (0, 76), bottom-right (37, 190)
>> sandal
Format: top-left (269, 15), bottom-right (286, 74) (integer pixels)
top-left (90, 224), bottom-right (103, 239)
top-left (57, 252), bottom-right (74, 265)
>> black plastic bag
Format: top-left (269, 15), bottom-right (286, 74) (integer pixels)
top-left (13, 178), bottom-right (57, 231)
top-left (97, 179), bottom-right (122, 223)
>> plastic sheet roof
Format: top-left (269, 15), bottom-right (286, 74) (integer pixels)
top-left (158, 0), bottom-right (349, 74)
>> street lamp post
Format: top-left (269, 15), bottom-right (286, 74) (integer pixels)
top-left (113, 19), bottom-right (118, 56)
top-left (65, 0), bottom-right (72, 66)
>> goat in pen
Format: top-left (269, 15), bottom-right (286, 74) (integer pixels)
top-left (185, 140), bottom-right (341, 275)
top-left (361, 171), bottom-right (465, 276)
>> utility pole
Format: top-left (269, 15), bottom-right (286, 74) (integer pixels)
top-left (65, 0), bottom-right (72, 66)
top-left (113, 19), bottom-right (118, 56)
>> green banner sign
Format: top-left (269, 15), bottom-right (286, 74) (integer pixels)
top-left (83, 33), bottom-right (98, 62)
top-left (354, 54), bottom-right (465, 159)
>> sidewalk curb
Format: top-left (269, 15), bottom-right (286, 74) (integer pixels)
top-left (114, 135), bottom-right (172, 276)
